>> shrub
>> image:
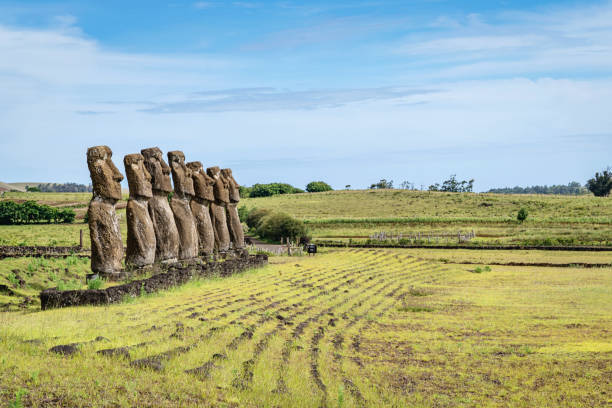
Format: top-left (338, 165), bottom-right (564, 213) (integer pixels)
top-left (517, 208), bottom-right (528, 223)
top-left (246, 208), bottom-right (273, 230)
top-left (0, 200), bottom-right (74, 225)
top-left (249, 183), bottom-right (304, 198)
top-left (257, 212), bottom-right (308, 242)
top-left (87, 277), bottom-right (103, 290)
top-left (306, 181), bottom-right (333, 193)
top-left (238, 205), bottom-right (250, 222)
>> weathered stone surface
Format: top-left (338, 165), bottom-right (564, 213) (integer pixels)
top-left (40, 254), bottom-right (268, 309)
top-left (87, 146), bottom-right (124, 274)
top-left (206, 166), bottom-right (230, 252)
top-left (187, 161), bottom-right (215, 255)
top-left (124, 154), bottom-right (156, 268)
top-left (168, 151), bottom-right (198, 260)
top-left (221, 168), bottom-right (245, 249)
top-left (141, 147), bottom-right (179, 262)
top-left (141, 147), bottom-right (173, 193)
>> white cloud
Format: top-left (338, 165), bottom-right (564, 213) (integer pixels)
top-left (391, 1), bottom-right (612, 80)
top-left (0, 4), bottom-right (611, 188)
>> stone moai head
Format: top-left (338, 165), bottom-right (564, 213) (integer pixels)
top-left (207, 166), bottom-right (229, 203)
top-left (124, 154), bottom-right (153, 199)
top-left (87, 145), bottom-right (123, 201)
top-left (221, 168), bottom-right (240, 203)
top-left (206, 166), bottom-right (221, 180)
top-left (187, 161), bottom-right (215, 202)
top-left (141, 147), bottom-right (173, 193)
top-left (168, 151), bottom-right (195, 197)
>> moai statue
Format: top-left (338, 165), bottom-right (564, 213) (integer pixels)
top-left (141, 147), bottom-right (179, 263)
top-left (206, 166), bottom-right (231, 252)
top-left (168, 151), bottom-right (198, 260)
top-left (187, 161), bottom-right (215, 255)
top-left (86, 146), bottom-right (124, 275)
top-left (221, 168), bottom-right (245, 249)
top-left (124, 154), bottom-right (156, 268)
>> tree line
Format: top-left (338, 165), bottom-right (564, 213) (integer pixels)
top-left (488, 182), bottom-right (588, 195)
top-left (0, 201), bottom-right (76, 224)
top-left (34, 183), bottom-right (93, 193)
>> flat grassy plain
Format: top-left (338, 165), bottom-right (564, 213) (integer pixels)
top-left (1, 248), bottom-right (610, 407)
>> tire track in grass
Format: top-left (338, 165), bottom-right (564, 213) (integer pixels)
top-left (273, 255), bottom-right (409, 399)
top-left (192, 252), bottom-right (396, 381)
top-left (115, 255), bottom-right (380, 369)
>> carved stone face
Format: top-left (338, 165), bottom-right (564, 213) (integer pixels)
top-left (221, 168), bottom-right (240, 203)
top-left (87, 145), bottom-right (123, 200)
top-left (124, 153), bottom-right (152, 199)
top-left (206, 166), bottom-right (220, 180)
top-left (187, 161), bottom-right (215, 202)
top-left (207, 166), bottom-right (229, 203)
top-left (141, 147), bottom-right (173, 193)
top-left (168, 151), bottom-right (194, 197)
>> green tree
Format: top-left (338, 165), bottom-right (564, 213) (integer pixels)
top-left (429, 175), bottom-right (474, 192)
top-left (306, 181), bottom-right (333, 193)
top-left (586, 168), bottom-right (612, 197)
top-left (369, 179), bottom-right (393, 189)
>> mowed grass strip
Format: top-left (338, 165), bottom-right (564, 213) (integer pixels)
top-left (1, 248), bottom-right (610, 407)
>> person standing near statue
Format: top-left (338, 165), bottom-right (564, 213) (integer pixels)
top-left (187, 161), bottom-right (215, 256)
top-left (124, 153), bottom-right (156, 268)
top-left (86, 146), bottom-right (124, 275)
top-left (141, 147), bottom-right (180, 263)
top-left (221, 168), bottom-right (245, 249)
top-left (168, 151), bottom-right (199, 260)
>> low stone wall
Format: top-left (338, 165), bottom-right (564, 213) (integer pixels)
top-left (0, 245), bottom-right (86, 259)
top-left (40, 253), bottom-right (268, 310)
top-left (314, 241), bottom-right (612, 251)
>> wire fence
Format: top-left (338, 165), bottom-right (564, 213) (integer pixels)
top-left (369, 230), bottom-right (476, 243)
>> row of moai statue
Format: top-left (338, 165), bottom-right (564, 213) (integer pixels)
top-left (86, 145), bottom-right (244, 275)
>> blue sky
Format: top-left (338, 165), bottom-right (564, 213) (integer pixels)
top-left (0, 0), bottom-right (611, 191)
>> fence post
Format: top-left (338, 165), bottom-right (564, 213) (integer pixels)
top-left (79, 229), bottom-right (83, 248)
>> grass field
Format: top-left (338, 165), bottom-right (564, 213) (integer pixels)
top-left (1, 248), bottom-right (610, 407)
top-left (1, 190), bottom-right (611, 246)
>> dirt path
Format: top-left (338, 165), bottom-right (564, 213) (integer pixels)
top-left (246, 236), bottom-right (285, 252)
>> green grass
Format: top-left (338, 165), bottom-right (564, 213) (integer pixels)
top-left (2, 190), bottom-right (611, 247)
top-left (0, 256), bottom-right (91, 309)
top-left (0, 249), bottom-right (610, 407)
top-left (242, 190), bottom-right (612, 246)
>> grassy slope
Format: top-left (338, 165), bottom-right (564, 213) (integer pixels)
top-left (242, 190), bottom-right (612, 220)
top-left (1, 249), bottom-right (610, 407)
top-left (242, 190), bottom-right (612, 246)
top-left (2, 190), bottom-right (611, 246)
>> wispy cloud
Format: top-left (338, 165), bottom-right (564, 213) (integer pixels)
top-left (139, 86), bottom-right (437, 113)
top-left (193, 2), bottom-right (214, 9)
top-left (390, 1), bottom-right (612, 80)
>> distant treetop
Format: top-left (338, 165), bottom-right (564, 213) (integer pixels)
top-left (37, 183), bottom-right (93, 193)
top-left (488, 182), bottom-right (588, 195)
top-left (306, 181), bottom-right (333, 193)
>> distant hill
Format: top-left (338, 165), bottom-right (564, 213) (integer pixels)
top-left (0, 182), bottom-right (27, 192)
top-left (0, 182), bottom-right (49, 192)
